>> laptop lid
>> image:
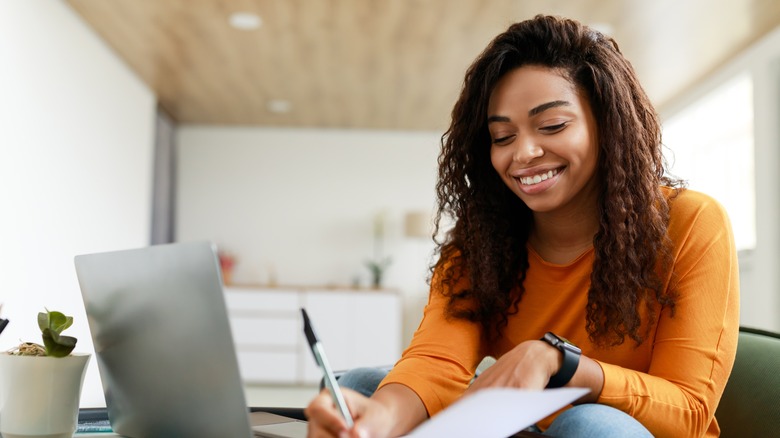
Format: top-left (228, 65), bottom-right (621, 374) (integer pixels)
top-left (75, 241), bottom-right (253, 437)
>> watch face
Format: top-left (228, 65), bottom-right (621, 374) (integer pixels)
top-left (558, 335), bottom-right (574, 345)
top-left (543, 332), bottom-right (560, 345)
top-left (562, 342), bottom-right (582, 354)
top-left (544, 332), bottom-right (582, 354)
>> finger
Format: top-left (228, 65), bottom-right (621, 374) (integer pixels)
top-left (305, 391), bottom-right (349, 437)
top-left (350, 411), bottom-right (382, 438)
top-left (347, 396), bottom-right (392, 438)
top-left (340, 388), bottom-right (367, 417)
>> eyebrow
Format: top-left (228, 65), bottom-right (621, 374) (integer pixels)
top-left (529, 100), bottom-right (571, 116)
top-left (487, 100), bottom-right (572, 124)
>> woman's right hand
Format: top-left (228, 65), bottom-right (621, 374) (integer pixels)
top-left (304, 387), bottom-right (394, 438)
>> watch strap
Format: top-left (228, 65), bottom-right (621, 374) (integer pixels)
top-left (541, 332), bottom-right (581, 388)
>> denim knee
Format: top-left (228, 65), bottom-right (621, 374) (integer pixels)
top-left (335, 367), bottom-right (390, 397)
top-left (544, 404), bottom-right (652, 438)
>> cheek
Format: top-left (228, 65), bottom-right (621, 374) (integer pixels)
top-left (563, 130), bottom-right (597, 166)
top-left (490, 146), bottom-right (508, 173)
top-left (583, 137), bottom-right (599, 170)
top-left (575, 139), bottom-right (599, 183)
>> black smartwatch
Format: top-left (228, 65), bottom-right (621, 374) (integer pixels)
top-left (540, 332), bottom-right (581, 388)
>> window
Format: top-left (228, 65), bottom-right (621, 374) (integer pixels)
top-left (662, 73), bottom-right (755, 251)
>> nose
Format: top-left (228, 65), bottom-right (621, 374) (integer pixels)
top-left (512, 135), bottom-right (544, 163)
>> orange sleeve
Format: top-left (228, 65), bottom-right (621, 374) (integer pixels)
top-left (596, 191), bottom-right (740, 437)
top-left (377, 262), bottom-right (486, 416)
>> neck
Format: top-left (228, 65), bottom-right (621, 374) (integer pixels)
top-left (528, 201), bottom-right (600, 265)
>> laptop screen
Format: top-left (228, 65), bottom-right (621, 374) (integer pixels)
top-left (75, 241), bottom-right (253, 437)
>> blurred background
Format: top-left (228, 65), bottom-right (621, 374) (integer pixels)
top-left (2, 0), bottom-right (778, 408)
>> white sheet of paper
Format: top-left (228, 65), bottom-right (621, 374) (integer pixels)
top-left (404, 387), bottom-right (589, 438)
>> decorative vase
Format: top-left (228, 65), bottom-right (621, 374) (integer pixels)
top-left (0, 353), bottom-right (90, 438)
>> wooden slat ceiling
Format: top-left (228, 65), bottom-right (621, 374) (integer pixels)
top-left (66, 0), bottom-right (780, 131)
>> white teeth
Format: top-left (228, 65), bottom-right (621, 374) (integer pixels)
top-left (519, 169), bottom-right (558, 186)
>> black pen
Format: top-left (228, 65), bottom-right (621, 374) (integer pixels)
top-left (301, 308), bottom-right (354, 428)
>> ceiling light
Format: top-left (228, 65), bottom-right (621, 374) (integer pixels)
top-left (229, 12), bottom-right (262, 30)
top-left (267, 99), bottom-right (292, 114)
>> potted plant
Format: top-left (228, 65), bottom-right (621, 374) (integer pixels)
top-left (365, 257), bottom-right (392, 289)
top-left (365, 211), bottom-right (392, 288)
top-left (0, 309), bottom-right (90, 438)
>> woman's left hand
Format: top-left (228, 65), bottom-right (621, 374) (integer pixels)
top-left (465, 340), bottom-right (562, 394)
top-left (466, 339), bottom-right (603, 404)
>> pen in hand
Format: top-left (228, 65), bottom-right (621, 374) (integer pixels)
top-left (301, 308), bottom-right (354, 428)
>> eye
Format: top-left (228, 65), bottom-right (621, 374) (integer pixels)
top-left (540, 122), bottom-right (567, 133)
top-left (492, 134), bottom-right (515, 146)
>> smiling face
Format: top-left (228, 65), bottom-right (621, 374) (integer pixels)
top-left (488, 65), bottom-right (600, 217)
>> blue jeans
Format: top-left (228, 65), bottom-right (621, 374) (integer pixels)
top-left (336, 368), bottom-right (653, 437)
top-left (336, 367), bottom-right (390, 397)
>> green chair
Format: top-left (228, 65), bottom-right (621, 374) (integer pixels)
top-left (715, 326), bottom-right (780, 437)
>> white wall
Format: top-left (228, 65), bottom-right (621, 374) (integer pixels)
top-left (177, 127), bottom-right (441, 343)
top-left (0, 0), bottom-right (156, 407)
top-left (661, 26), bottom-right (780, 332)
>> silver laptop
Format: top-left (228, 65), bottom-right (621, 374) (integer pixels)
top-left (74, 241), bottom-right (307, 438)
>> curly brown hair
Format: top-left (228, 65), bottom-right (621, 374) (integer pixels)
top-left (433, 15), bottom-right (683, 347)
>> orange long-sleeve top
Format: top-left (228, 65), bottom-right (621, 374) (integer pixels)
top-left (379, 188), bottom-right (739, 437)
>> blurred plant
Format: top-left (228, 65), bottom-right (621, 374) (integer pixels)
top-left (365, 257), bottom-right (392, 288)
top-left (365, 211), bottom-right (391, 288)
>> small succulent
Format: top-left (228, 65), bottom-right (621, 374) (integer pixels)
top-left (8, 309), bottom-right (77, 357)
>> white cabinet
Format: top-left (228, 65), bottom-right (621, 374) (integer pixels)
top-left (223, 286), bottom-right (402, 385)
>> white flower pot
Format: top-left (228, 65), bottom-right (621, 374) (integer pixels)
top-left (0, 353), bottom-right (90, 438)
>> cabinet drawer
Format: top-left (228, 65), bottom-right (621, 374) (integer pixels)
top-left (236, 351), bottom-right (298, 384)
top-left (230, 316), bottom-right (299, 347)
top-left (224, 288), bottom-right (300, 313)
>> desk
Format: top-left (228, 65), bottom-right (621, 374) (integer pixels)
top-left (77, 407), bottom-right (546, 437)
top-left (76, 407), bottom-right (306, 432)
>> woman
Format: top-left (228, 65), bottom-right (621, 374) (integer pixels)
top-left (306, 15), bottom-right (739, 438)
